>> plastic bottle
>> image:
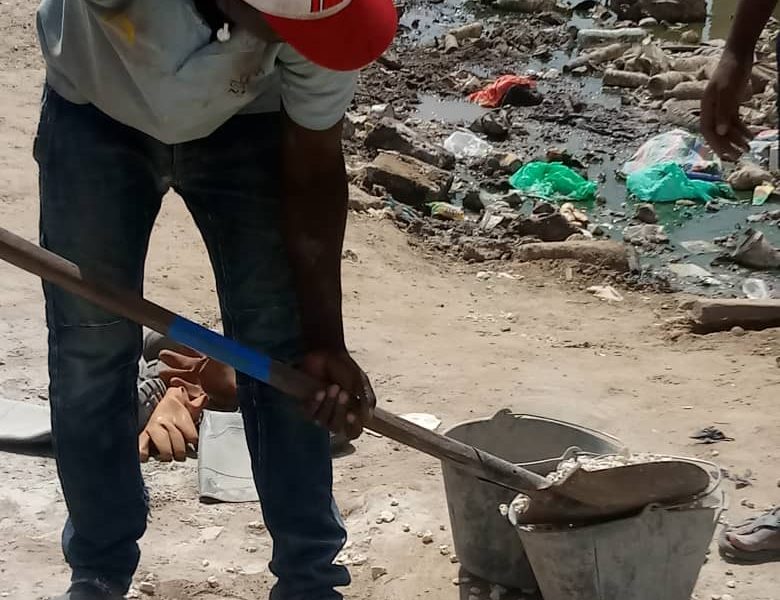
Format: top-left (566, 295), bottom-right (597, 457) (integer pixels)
top-left (577, 28), bottom-right (647, 48)
top-left (603, 69), bottom-right (650, 88)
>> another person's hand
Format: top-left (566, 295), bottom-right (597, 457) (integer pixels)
top-left (301, 351), bottom-right (376, 440)
top-left (158, 347), bottom-right (238, 410)
top-left (701, 51), bottom-right (754, 160)
top-left (138, 386), bottom-right (207, 462)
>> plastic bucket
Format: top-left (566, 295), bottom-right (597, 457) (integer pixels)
top-left (515, 469), bottom-right (723, 600)
top-left (441, 411), bottom-right (624, 590)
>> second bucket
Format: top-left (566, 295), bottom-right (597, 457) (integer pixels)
top-left (441, 411), bottom-right (624, 590)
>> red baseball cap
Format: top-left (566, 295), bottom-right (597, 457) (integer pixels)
top-left (243, 0), bottom-right (398, 72)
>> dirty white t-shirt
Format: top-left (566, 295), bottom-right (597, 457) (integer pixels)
top-left (36, 0), bottom-right (359, 144)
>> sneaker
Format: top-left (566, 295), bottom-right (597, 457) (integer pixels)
top-left (51, 581), bottom-right (124, 600)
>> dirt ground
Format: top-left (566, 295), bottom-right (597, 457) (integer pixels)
top-left (0, 4), bottom-right (779, 600)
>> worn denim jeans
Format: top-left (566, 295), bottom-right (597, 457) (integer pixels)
top-left (34, 86), bottom-right (349, 599)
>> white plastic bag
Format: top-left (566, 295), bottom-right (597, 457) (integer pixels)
top-left (444, 131), bottom-right (493, 159)
top-left (623, 129), bottom-right (721, 176)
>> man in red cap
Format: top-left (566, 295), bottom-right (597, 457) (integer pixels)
top-left (34, 0), bottom-right (396, 598)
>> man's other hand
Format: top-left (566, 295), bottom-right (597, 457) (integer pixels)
top-left (301, 351), bottom-right (376, 440)
top-left (701, 51), bottom-right (754, 161)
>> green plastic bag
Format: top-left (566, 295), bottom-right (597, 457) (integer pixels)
top-left (509, 162), bottom-right (597, 202)
top-left (626, 162), bottom-right (735, 203)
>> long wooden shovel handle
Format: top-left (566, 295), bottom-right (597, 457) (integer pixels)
top-left (0, 226), bottom-right (549, 493)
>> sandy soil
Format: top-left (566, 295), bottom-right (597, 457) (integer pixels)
top-left (0, 3), bottom-right (778, 600)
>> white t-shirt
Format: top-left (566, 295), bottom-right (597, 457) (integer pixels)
top-left (36, 0), bottom-right (359, 144)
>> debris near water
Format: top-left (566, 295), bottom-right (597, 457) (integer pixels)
top-left (691, 427), bottom-right (734, 444)
top-left (731, 230), bottom-right (780, 270)
top-left (587, 285), bottom-right (624, 302)
top-left (346, 1), bottom-right (778, 297)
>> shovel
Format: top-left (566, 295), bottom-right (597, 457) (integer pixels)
top-left (0, 226), bottom-right (711, 524)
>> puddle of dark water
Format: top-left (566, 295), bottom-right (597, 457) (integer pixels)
top-left (416, 94), bottom-right (488, 123)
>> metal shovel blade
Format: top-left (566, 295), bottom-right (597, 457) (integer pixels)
top-left (515, 460), bottom-right (712, 525)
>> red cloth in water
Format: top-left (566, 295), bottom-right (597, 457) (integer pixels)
top-left (467, 75), bottom-right (536, 108)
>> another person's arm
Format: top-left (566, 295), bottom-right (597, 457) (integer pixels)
top-left (701, 0), bottom-right (778, 159)
top-left (138, 385), bottom-right (207, 462)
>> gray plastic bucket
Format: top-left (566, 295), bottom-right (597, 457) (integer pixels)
top-left (441, 411), bottom-right (624, 590)
top-left (514, 470), bottom-right (723, 600)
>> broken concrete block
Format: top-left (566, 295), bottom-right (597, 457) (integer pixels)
top-left (363, 151), bottom-right (453, 208)
top-left (365, 119), bottom-right (455, 169)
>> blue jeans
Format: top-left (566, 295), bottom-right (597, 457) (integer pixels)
top-left (34, 87), bottom-right (349, 599)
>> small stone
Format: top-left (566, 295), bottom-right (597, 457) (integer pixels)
top-left (726, 580), bottom-right (736, 588)
top-left (725, 570), bottom-right (734, 576)
top-left (680, 30), bottom-right (700, 44)
top-left (206, 576), bottom-right (219, 589)
top-left (247, 520), bottom-right (266, 531)
top-left (634, 203), bottom-right (657, 224)
top-left (421, 531), bottom-right (434, 544)
top-left (740, 498), bottom-right (756, 509)
top-left (402, 524), bottom-right (411, 532)
top-left (711, 449), bottom-right (720, 457)
top-left (711, 595), bottom-right (722, 600)
top-left (245, 545), bottom-right (258, 553)
top-left (439, 524), bottom-right (447, 531)
top-left (201, 559), bottom-right (210, 568)
top-left (390, 499), bottom-right (399, 507)
top-left (639, 17), bottom-right (658, 27)
top-left (731, 326), bottom-right (746, 337)
top-left (376, 511), bottom-right (396, 524)
top-left (138, 581), bottom-right (156, 595)
top-left (439, 545), bottom-right (450, 556)
top-left (371, 565), bottom-right (388, 580)
top-left (351, 554), bottom-right (368, 566)
top-left (370, 103), bottom-right (395, 119)
top-left (449, 554), bottom-right (460, 564)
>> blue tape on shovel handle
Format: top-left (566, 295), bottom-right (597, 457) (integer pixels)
top-left (167, 316), bottom-right (271, 383)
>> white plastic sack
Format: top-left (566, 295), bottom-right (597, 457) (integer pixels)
top-left (198, 410), bottom-right (258, 503)
top-left (623, 129), bottom-right (721, 176)
top-left (444, 131), bottom-right (493, 159)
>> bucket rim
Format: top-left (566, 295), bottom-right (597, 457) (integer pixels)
top-left (443, 410), bottom-right (625, 449)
